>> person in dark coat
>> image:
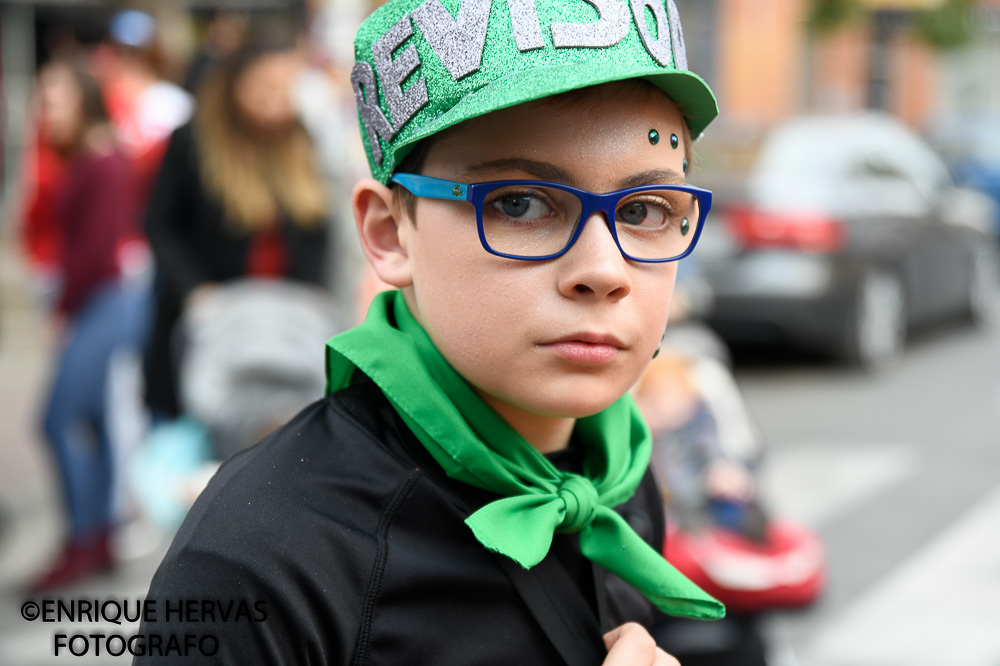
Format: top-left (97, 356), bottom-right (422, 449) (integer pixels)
top-left (143, 26), bottom-right (329, 420)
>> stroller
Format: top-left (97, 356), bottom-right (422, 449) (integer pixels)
top-left (179, 279), bottom-right (347, 460)
top-left (133, 279), bottom-right (347, 530)
top-left (634, 323), bottom-right (825, 665)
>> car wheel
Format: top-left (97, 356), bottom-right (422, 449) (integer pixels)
top-left (967, 247), bottom-right (1000, 326)
top-left (841, 270), bottom-right (906, 371)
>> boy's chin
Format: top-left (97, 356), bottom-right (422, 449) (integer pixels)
top-left (473, 373), bottom-right (637, 422)
top-left (516, 392), bottom-right (624, 420)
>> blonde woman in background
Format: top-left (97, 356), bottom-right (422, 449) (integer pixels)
top-left (143, 24), bottom-right (329, 422)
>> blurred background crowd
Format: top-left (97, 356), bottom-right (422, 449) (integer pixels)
top-left (0, 1), bottom-right (998, 665)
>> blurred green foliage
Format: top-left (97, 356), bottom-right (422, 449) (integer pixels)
top-left (807, 0), bottom-right (865, 35)
top-left (915, 0), bottom-right (975, 49)
top-left (806, 0), bottom-right (976, 49)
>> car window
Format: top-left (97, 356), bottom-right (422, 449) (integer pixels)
top-left (749, 121), bottom-right (850, 211)
top-left (877, 124), bottom-right (951, 201)
top-left (750, 116), bottom-right (950, 219)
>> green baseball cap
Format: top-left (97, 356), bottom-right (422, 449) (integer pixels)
top-left (352, 0), bottom-right (719, 184)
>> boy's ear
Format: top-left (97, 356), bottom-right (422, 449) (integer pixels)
top-left (353, 178), bottom-right (413, 288)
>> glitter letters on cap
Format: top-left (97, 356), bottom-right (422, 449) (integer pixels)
top-left (352, 0), bottom-right (719, 183)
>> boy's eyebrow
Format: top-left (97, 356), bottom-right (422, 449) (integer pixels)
top-left (617, 169), bottom-right (686, 188)
top-left (463, 158), bottom-right (576, 185)
top-left (461, 160), bottom-right (685, 189)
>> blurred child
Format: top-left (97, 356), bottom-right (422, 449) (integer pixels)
top-left (634, 348), bottom-right (760, 531)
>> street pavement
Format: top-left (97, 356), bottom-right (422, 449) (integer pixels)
top-left (2, 229), bottom-right (999, 665)
top-left (0, 235), bottom-right (168, 665)
top-left (741, 316), bottom-right (1000, 666)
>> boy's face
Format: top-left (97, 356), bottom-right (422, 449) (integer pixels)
top-left (389, 83), bottom-right (688, 425)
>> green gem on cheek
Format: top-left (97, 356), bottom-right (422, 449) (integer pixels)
top-left (681, 218), bottom-right (690, 236)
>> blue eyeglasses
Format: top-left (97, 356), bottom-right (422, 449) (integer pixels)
top-left (390, 173), bottom-right (713, 263)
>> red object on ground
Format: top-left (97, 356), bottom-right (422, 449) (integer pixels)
top-left (664, 519), bottom-right (827, 613)
top-left (31, 528), bottom-right (115, 592)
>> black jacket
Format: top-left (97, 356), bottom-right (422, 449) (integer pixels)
top-left (142, 122), bottom-right (329, 416)
top-left (135, 376), bottom-right (667, 665)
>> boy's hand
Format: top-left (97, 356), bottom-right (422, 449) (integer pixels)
top-left (602, 623), bottom-right (680, 666)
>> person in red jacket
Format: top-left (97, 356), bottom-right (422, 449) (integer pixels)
top-left (17, 129), bottom-right (67, 309)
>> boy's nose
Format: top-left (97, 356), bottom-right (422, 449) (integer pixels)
top-left (557, 212), bottom-right (632, 300)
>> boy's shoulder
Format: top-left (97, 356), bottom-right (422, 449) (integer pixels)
top-left (139, 378), bottom-right (460, 662)
top-left (178, 376), bottom-right (431, 544)
top-left (139, 377), bottom-right (667, 664)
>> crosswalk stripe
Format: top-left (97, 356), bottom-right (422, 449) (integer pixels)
top-left (797, 482), bottom-right (1000, 666)
top-left (760, 443), bottom-right (919, 528)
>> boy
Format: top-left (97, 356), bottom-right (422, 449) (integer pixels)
top-left (136, 1), bottom-right (724, 663)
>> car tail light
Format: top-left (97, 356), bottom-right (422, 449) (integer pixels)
top-left (726, 203), bottom-right (847, 253)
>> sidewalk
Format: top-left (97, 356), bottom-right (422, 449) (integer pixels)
top-left (0, 230), bottom-right (58, 591)
top-left (0, 233), bottom-right (168, 664)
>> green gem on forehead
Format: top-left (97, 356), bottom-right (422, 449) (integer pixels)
top-left (648, 129), bottom-right (660, 145)
top-left (681, 218), bottom-right (690, 236)
top-left (683, 158), bottom-right (689, 173)
top-left (670, 133), bottom-right (679, 149)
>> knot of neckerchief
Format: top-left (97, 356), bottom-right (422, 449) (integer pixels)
top-left (325, 290), bottom-right (724, 621)
top-left (558, 474), bottom-right (599, 533)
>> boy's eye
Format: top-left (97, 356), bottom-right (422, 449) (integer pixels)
top-left (616, 197), bottom-right (671, 230)
top-left (489, 193), bottom-right (552, 220)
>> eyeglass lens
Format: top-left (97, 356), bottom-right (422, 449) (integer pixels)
top-left (480, 185), bottom-right (701, 260)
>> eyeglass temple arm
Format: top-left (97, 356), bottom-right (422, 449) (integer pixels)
top-left (390, 173), bottom-right (469, 201)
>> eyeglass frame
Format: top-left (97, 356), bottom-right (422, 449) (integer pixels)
top-left (389, 172), bottom-right (713, 263)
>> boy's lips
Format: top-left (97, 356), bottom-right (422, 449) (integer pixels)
top-left (539, 332), bottom-right (626, 365)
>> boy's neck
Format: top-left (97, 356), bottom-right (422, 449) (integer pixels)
top-left (476, 389), bottom-right (575, 454)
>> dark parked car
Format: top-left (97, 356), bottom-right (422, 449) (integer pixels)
top-left (700, 113), bottom-right (999, 369)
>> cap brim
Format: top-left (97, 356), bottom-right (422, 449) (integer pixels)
top-left (391, 61), bottom-right (718, 170)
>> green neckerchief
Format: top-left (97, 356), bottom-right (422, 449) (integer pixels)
top-left (325, 290), bottom-right (724, 621)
